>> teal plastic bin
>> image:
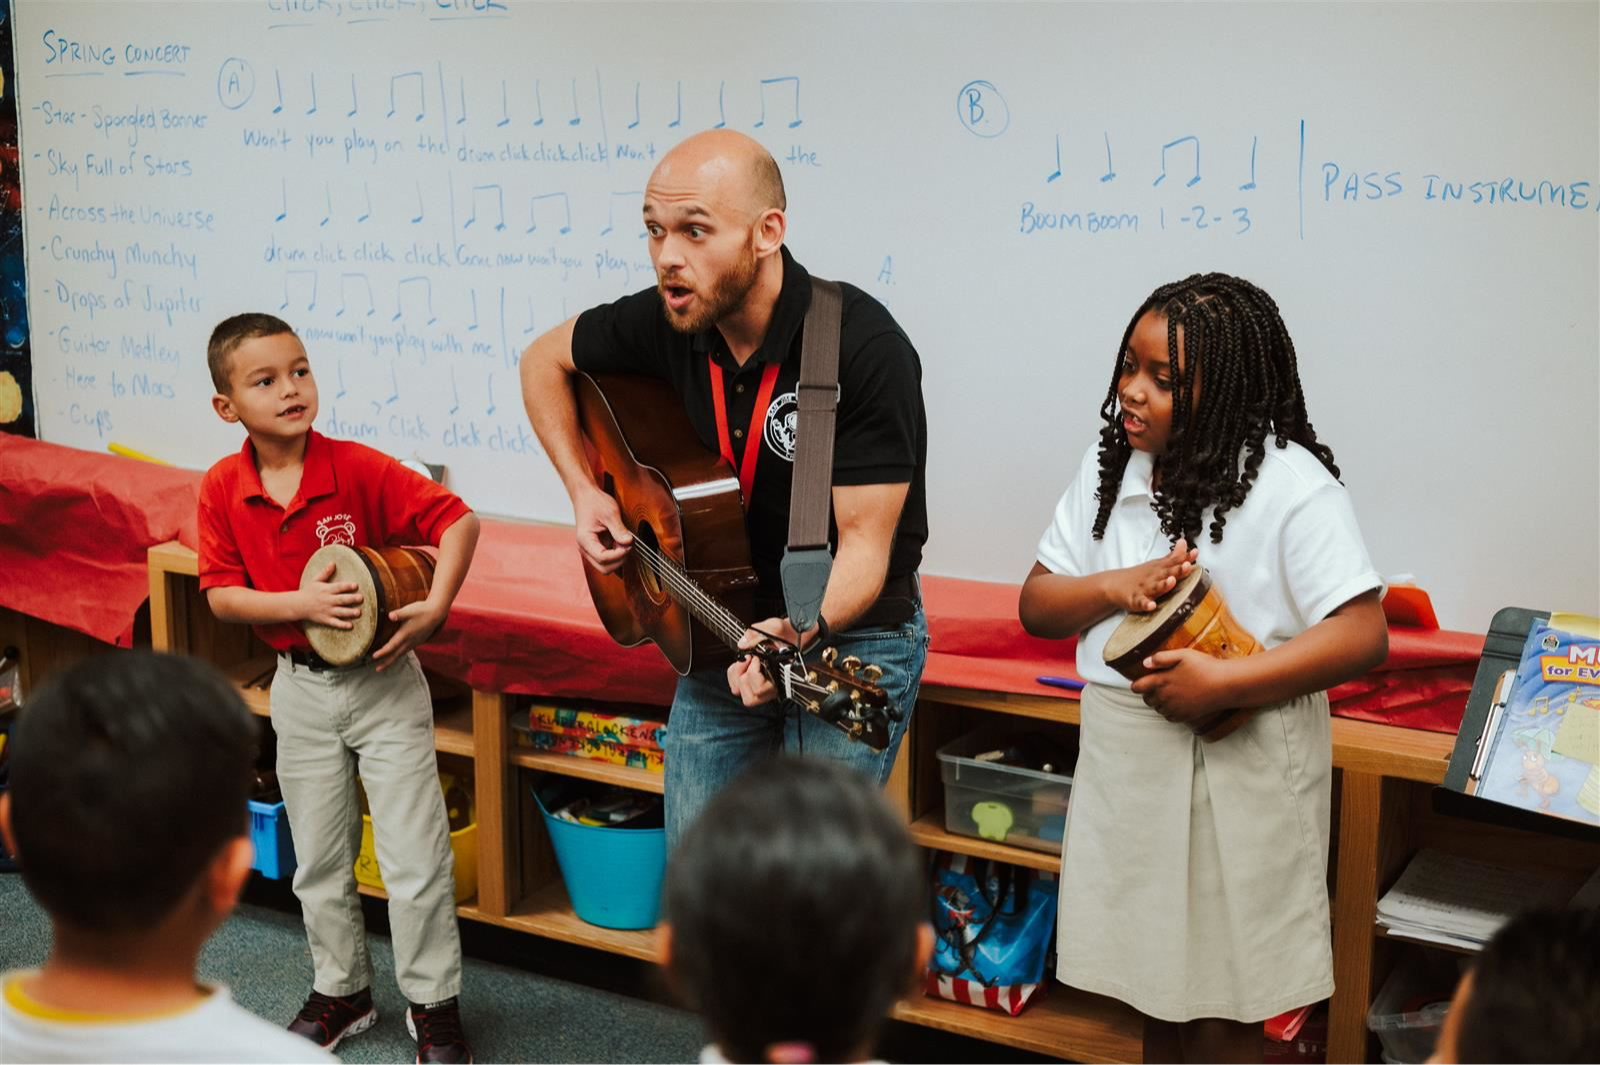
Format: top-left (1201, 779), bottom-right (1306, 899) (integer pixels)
top-left (532, 782), bottom-right (666, 930)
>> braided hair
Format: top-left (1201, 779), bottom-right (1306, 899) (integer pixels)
top-left (1090, 273), bottom-right (1339, 545)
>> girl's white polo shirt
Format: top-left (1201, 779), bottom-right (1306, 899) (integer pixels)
top-left (1036, 439), bottom-right (1384, 688)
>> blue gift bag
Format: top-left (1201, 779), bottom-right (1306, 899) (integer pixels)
top-left (925, 852), bottom-right (1057, 1015)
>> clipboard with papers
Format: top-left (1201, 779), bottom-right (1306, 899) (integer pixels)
top-left (1434, 607), bottom-right (1600, 842)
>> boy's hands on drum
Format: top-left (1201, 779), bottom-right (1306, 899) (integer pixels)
top-left (1107, 539), bottom-right (1198, 613)
top-left (1131, 648), bottom-right (1236, 721)
top-left (371, 598), bottom-right (449, 672)
top-left (298, 561), bottom-right (363, 630)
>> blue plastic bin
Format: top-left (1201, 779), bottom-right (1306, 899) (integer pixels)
top-left (532, 784), bottom-right (666, 930)
top-left (249, 799), bottom-right (297, 880)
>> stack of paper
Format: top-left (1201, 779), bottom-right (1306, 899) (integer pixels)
top-left (1376, 849), bottom-right (1579, 950)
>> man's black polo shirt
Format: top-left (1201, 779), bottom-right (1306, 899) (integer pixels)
top-left (570, 246), bottom-right (927, 626)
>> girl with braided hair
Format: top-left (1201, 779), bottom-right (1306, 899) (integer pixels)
top-left (1019, 273), bottom-right (1390, 1062)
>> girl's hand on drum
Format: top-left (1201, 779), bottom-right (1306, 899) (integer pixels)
top-left (1106, 539), bottom-right (1198, 613)
top-left (371, 599), bottom-right (447, 671)
top-left (1130, 648), bottom-right (1235, 721)
top-left (299, 562), bottom-right (363, 629)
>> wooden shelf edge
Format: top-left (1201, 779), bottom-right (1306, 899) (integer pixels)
top-left (892, 986), bottom-right (1141, 1063)
top-left (1331, 716), bottom-right (1455, 784)
top-left (920, 683), bottom-right (1081, 724)
top-left (509, 748), bottom-right (665, 793)
top-left (922, 683), bottom-right (1454, 784)
top-left (495, 881), bottom-right (661, 962)
top-left (149, 540), bottom-right (199, 577)
top-left (908, 813), bottom-right (1062, 873)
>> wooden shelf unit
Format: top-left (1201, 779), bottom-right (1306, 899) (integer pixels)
top-left (143, 540), bottom-right (1597, 1063)
top-left (508, 746), bottom-right (665, 794)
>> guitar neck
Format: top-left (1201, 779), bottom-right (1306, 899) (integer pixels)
top-left (633, 542), bottom-right (813, 685)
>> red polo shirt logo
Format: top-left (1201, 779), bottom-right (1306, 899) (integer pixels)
top-left (315, 513), bottom-right (357, 547)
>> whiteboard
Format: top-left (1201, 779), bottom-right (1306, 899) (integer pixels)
top-left (12, 1), bottom-right (1598, 631)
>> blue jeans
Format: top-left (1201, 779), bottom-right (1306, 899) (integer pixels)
top-left (663, 605), bottom-right (929, 848)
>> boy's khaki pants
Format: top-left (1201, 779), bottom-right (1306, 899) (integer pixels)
top-left (270, 651), bottom-right (463, 1004)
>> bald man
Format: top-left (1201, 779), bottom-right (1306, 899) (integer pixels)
top-left (520, 130), bottom-right (928, 845)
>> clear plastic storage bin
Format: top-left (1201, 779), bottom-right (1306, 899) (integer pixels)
top-left (1365, 948), bottom-right (1460, 1063)
top-left (937, 727), bottom-right (1075, 854)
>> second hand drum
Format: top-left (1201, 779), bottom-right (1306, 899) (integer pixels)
top-left (300, 544), bottom-right (437, 666)
top-left (1102, 565), bottom-right (1263, 742)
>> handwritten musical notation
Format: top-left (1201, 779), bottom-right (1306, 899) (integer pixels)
top-left (600, 191), bottom-right (645, 238)
top-left (393, 276), bottom-right (437, 325)
top-left (336, 273), bottom-right (374, 318)
top-left (388, 71), bottom-right (425, 121)
top-left (755, 76), bottom-right (802, 129)
top-left (528, 191), bottom-right (572, 235)
top-left (465, 183), bottom-right (506, 231)
top-left (1153, 135), bottom-right (1202, 188)
top-left (281, 269), bottom-right (317, 312)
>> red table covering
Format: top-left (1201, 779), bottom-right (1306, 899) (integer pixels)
top-left (1, 435), bottom-right (1482, 730)
top-left (0, 435), bottom-right (202, 647)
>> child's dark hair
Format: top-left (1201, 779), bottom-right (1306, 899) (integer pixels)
top-left (8, 651), bottom-right (256, 933)
top-left (207, 312), bottom-right (295, 392)
top-left (662, 757), bottom-right (924, 1063)
top-left (1454, 906), bottom-right (1600, 1062)
top-left (1092, 272), bottom-right (1339, 545)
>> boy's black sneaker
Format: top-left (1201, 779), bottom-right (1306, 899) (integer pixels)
top-left (406, 996), bottom-right (472, 1064)
top-left (287, 987), bottom-right (377, 1049)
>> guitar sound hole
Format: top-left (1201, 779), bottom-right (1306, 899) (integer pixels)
top-left (633, 521), bottom-right (666, 603)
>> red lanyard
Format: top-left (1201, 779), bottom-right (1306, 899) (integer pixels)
top-left (708, 356), bottom-right (782, 510)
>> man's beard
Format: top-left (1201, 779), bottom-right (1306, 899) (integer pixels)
top-left (658, 237), bottom-right (761, 335)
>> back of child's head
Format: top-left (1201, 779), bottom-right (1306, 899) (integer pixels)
top-left (1092, 271), bottom-right (1339, 546)
top-left (7, 651), bottom-right (256, 935)
top-left (661, 756), bottom-right (925, 1064)
top-left (1447, 906), bottom-right (1600, 1062)
top-left (207, 312), bottom-right (296, 393)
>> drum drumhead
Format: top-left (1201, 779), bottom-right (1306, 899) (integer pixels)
top-left (1102, 565), bottom-right (1208, 663)
top-left (302, 544), bottom-right (379, 666)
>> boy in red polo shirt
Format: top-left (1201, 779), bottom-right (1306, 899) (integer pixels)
top-left (197, 313), bottom-right (479, 1064)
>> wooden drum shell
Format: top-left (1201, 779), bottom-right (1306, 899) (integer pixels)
top-left (1103, 566), bottom-right (1263, 742)
top-left (301, 544), bottom-right (436, 666)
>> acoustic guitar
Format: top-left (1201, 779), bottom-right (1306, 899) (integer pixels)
top-left (574, 372), bottom-right (897, 750)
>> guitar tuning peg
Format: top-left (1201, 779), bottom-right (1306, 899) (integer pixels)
top-left (861, 664), bottom-right (883, 683)
top-left (839, 655), bottom-right (862, 673)
top-left (821, 646), bottom-right (839, 666)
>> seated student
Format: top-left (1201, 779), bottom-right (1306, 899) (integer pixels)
top-left (658, 756), bottom-right (932, 1065)
top-left (1428, 905), bottom-right (1600, 1064)
top-left (0, 651), bottom-right (334, 1064)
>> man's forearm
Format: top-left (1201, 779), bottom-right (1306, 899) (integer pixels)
top-left (817, 539), bottom-right (893, 633)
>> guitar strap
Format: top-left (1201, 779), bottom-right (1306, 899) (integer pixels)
top-left (781, 277), bottom-right (843, 634)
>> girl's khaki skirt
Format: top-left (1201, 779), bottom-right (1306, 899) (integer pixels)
top-left (1055, 683), bottom-right (1334, 1023)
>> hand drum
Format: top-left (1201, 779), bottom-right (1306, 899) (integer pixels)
top-left (301, 544), bottom-right (436, 666)
top-left (1103, 565), bottom-right (1262, 742)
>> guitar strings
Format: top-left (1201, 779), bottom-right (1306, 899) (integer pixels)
top-left (625, 539), bottom-right (849, 705)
